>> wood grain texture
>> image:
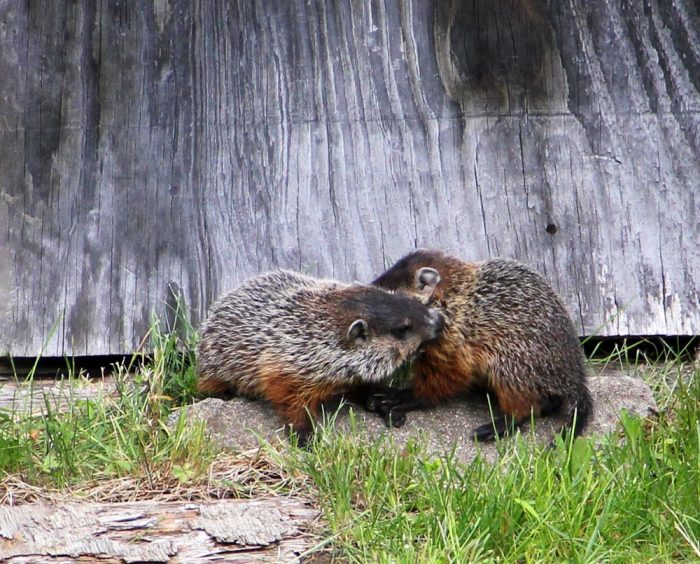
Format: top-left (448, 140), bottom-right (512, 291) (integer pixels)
top-left (0, 499), bottom-right (318, 562)
top-left (0, 375), bottom-right (116, 417)
top-left (0, 0), bottom-right (698, 356)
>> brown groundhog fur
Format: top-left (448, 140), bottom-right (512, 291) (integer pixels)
top-left (370, 250), bottom-right (593, 441)
top-left (196, 269), bottom-right (444, 444)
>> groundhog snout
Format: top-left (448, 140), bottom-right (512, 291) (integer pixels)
top-left (425, 308), bottom-right (445, 341)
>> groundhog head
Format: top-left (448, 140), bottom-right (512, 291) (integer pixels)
top-left (340, 284), bottom-right (445, 366)
top-left (372, 249), bottom-right (457, 302)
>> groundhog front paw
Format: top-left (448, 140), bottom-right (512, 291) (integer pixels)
top-left (367, 394), bottom-right (409, 428)
top-left (370, 399), bottom-right (407, 427)
top-left (365, 390), bottom-right (402, 412)
top-left (384, 408), bottom-right (407, 428)
top-left (472, 415), bottom-right (515, 442)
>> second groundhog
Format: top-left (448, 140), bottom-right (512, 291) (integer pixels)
top-left (371, 250), bottom-right (593, 441)
top-left (196, 270), bottom-right (444, 444)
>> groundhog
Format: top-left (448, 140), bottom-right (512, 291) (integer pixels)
top-left (369, 250), bottom-right (593, 441)
top-left (196, 269), bottom-right (445, 444)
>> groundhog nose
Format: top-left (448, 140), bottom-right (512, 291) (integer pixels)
top-left (427, 309), bottom-right (445, 337)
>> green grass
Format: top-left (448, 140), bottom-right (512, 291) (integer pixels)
top-left (290, 361), bottom-right (700, 562)
top-left (0, 319), bottom-right (212, 493)
top-left (0, 313), bottom-right (300, 503)
top-left (1, 322), bottom-right (698, 561)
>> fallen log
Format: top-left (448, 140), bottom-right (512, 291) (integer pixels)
top-left (0, 498), bottom-right (319, 563)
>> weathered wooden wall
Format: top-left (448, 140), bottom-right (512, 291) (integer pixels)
top-left (1, 0), bottom-right (698, 356)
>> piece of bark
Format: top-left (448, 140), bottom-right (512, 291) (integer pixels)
top-left (0, 498), bottom-right (319, 563)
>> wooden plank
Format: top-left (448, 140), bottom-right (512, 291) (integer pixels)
top-left (0, 0), bottom-right (698, 356)
top-left (0, 499), bottom-right (319, 563)
top-left (0, 376), bottom-right (117, 418)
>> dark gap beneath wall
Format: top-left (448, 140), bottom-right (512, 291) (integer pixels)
top-left (581, 335), bottom-right (698, 363)
top-left (1, 336), bottom-right (697, 379)
top-left (0, 355), bottom-right (140, 379)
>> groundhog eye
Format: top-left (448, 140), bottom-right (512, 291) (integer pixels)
top-left (392, 324), bottom-right (413, 339)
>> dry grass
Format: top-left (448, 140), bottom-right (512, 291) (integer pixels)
top-left (0, 447), bottom-right (310, 506)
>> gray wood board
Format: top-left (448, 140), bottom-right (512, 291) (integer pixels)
top-left (1, 0), bottom-right (698, 356)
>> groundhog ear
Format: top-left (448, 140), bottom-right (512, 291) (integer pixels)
top-left (347, 319), bottom-right (368, 345)
top-left (415, 267), bottom-right (441, 294)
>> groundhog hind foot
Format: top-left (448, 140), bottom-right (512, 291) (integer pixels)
top-left (472, 414), bottom-right (519, 442)
top-left (284, 422), bottom-right (313, 448)
top-left (473, 394), bottom-right (570, 442)
top-left (278, 404), bottom-right (320, 449)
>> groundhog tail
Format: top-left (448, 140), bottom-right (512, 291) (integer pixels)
top-left (569, 385), bottom-right (594, 437)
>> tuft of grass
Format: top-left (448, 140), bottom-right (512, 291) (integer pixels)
top-left (289, 364), bottom-right (700, 562)
top-left (0, 318), bottom-right (209, 492)
top-left (146, 298), bottom-right (201, 405)
top-left (0, 309), bottom-right (242, 500)
top-left (0, 308), bottom-right (308, 504)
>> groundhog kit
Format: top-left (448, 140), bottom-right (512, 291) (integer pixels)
top-left (196, 250), bottom-right (592, 445)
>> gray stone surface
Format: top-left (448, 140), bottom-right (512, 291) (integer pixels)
top-left (171, 371), bottom-right (657, 462)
